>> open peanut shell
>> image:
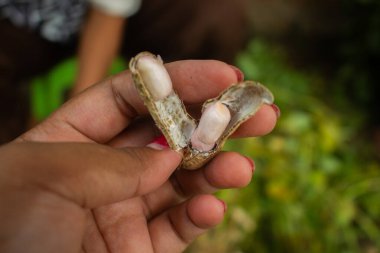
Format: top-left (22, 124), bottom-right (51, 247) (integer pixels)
top-left (129, 52), bottom-right (274, 170)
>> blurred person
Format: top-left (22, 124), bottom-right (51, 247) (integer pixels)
top-left (0, 59), bottom-right (278, 253)
top-left (0, 0), bottom-right (250, 143)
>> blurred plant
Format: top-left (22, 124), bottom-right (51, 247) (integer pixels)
top-left (187, 40), bottom-right (380, 253)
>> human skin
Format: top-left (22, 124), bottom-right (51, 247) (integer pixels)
top-left (72, 6), bottom-right (126, 96)
top-left (0, 60), bottom-right (278, 252)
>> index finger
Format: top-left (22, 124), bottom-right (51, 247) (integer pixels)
top-left (19, 60), bottom-right (240, 143)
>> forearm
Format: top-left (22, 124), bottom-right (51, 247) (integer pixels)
top-left (73, 6), bottom-right (126, 95)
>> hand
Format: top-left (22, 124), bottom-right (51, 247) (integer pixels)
top-left (1, 60), bottom-right (278, 252)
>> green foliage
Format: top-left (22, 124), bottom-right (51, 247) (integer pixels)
top-left (187, 40), bottom-right (380, 253)
top-left (30, 57), bottom-right (126, 120)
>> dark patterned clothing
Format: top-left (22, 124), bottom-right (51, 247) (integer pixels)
top-left (0, 0), bottom-right (87, 43)
top-left (0, 0), bottom-right (141, 43)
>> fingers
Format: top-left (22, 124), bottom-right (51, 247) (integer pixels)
top-left (81, 211), bottom-right (109, 252)
top-left (231, 104), bottom-right (278, 138)
top-left (89, 199), bottom-right (154, 253)
top-left (19, 60), bottom-right (240, 143)
top-left (164, 60), bottom-right (239, 104)
top-left (141, 151), bottom-right (253, 219)
top-left (2, 142), bottom-right (182, 208)
top-left (174, 152), bottom-right (253, 196)
top-left (149, 194), bottom-right (225, 253)
top-left (88, 194), bottom-right (226, 253)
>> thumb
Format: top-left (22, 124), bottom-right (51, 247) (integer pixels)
top-left (1, 142), bottom-right (182, 208)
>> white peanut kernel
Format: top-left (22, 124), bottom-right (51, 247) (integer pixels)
top-left (136, 55), bottom-right (173, 101)
top-left (191, 101), bottom-right (231, 152)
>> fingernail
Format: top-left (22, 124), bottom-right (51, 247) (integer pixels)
top-left (219, 199), bottom-right (227, 213)
top-left (270, 104), bottom-right (281, 118)
top-left (229, 65), bottom-right (244, 82)
top-left (244, 156), bottom-right (255, 174)
top-left (146, 135), bottom-right (170, 150)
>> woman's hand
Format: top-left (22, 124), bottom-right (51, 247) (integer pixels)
top-left (1, 60), bottom-right (278, 253)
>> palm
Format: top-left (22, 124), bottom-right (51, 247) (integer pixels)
top-left (86, 197), bottom-right (155, 252)
top-left (83, 168), bottom-right (187, 252)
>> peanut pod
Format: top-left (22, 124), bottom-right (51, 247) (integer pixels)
top-left (129, 52), bottom-right (274, 170)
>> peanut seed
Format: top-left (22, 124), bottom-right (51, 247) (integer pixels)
top-left (136, 55), bottom-right (173, 101)
top-left (191, 101), bottom-right (231, 152)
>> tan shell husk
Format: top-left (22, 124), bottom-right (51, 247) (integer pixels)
top-left (129, 52), bottom-right (274, 170)
top-left (129, 52), bottom-right (196, 151)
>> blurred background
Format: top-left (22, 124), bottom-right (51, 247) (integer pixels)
top-left (189, 1), bottom-right (380, 252)
top-left (1, 0), bottom-right (379, 252)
